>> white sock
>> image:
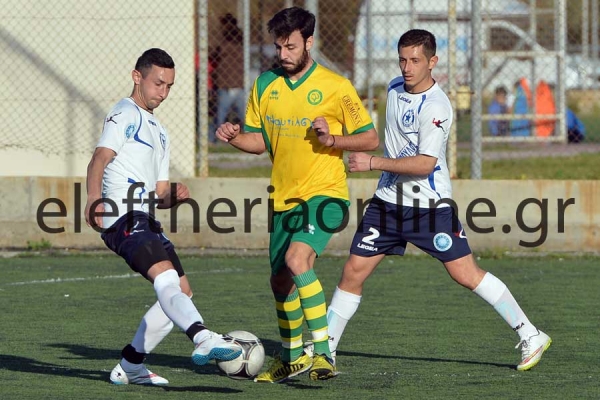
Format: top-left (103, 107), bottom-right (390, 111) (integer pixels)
top-left (130, 301), bottom-right (174, 354)
top-left (191, 328), bottom-right (213, 346)
top-left (473, 272), bottom-right (537, 339)
top-left (153, 269), bottom-right (203, 332)
top-left (327, 286), bottom-right (362, 353)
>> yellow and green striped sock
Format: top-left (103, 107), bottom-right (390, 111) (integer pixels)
top-left (293, 269), bottom-right (331, 358)
top-left (275, 290), bottom-right (304, 362)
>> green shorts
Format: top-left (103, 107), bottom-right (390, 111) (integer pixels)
top-left (269, 196), bottom-right (350, 274)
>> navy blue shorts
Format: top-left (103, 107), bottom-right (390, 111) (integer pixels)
top-left (350, 197), bottom-right (471, 262)
top-left (101, 211), bottom-right (184, 278)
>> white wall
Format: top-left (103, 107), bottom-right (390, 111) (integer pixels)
top-left (0, 0), bottom-right (196, 177)
top-left (2, 177), bottom-right (597, 253)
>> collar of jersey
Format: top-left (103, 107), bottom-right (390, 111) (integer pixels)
top-left (284, 60), bottom-right (318, 91)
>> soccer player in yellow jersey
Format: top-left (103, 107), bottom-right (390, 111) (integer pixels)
top-left (216, 6), bottom-right (379, 383)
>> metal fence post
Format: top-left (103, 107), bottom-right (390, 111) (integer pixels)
top-left (196, 0), bottom-right (209, 177)
top-left (556, 0), bottom-right (567, 142)
top-left (470, 0), bottom-right (482, 179)
top-left (447, 0), bottom-right (458, 178)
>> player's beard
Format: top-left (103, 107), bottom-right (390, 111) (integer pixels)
top-left (280, 48), bottom-right (310, 76)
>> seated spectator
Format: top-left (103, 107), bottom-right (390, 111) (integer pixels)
top-left (488, 86), bottom-right (510, 136)
top-left (567, 108), bottom-right (585, 143)
top-left (212, 14), bottom-right (246, 137)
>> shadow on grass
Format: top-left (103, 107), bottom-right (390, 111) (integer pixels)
top-left (260, 338), bottom-right (515, 370)
top-left (0, 354), bottom-right (105, 381)
top-left (38, 343), bottom-right (243, 393)
top-left (41, 337), bottom-right (514, 391)
top-left (336, 349), bottom-right (516, 370)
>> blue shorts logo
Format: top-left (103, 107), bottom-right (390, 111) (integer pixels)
top-left (433, 233), bottom-right (452, 252)
top-left (125, 124), bottom-right (136, 139)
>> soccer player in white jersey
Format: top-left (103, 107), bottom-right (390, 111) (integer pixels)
top-left (84, 48), bottom-right (241, 386)
top-left (325, 30), bottom-right (551, 371)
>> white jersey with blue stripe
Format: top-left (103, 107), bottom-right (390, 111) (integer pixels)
top-left (96, 97), bottom-right (170, 228)
top-left (375, 77), bottom-right (453, 207)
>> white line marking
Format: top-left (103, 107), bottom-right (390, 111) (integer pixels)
top-left (5, 268), bottom-right (243, 286)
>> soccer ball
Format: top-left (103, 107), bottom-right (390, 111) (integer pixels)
top-left (217, 330), bottom-right (265, 380)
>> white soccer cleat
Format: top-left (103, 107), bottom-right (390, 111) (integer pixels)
top-left (109, 363), bottom-right (169, 386)
top-left (192, 331), bottom-right (242, 366)
top-left (515, 330), bottom-right (552, 371)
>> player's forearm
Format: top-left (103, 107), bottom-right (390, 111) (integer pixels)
top-left (156, 190), bottom-right (181, 209)
top-left (371, 154), bottom-right (437, 176)
top-left (331, 128), bottom-right (379, 152)
top-left (86, 159), bottom-right (105, 200)
top-left (229, 132), bottom-right (266, 155)
top-left (156, 192), bottom-right (174, 209)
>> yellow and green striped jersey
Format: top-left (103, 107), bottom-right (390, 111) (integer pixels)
top-left (244, 62), bottom-right (374, 211)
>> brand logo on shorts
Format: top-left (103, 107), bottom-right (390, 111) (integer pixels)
top-left (357, 242), bottom-right (378, 252)
top-left (124, 221), bottom-right (144, 237)
top-left (454, 229), bottom-right (467, 239)
top-left (433, 233), bottom-right (452, 252)
top-left (304, 224), bottom-right (315, 235)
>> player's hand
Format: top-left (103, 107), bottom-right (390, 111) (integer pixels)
top-left (348, 152), bottom-right (374, 173)
top-left (84, 198), bottom-right (104, 228)
top-left (216, 122), bottom-right (241, 143)
top-left (312, 117), bottom-right (334, 147)
top-left (174, 182), bottom-right (190, 201)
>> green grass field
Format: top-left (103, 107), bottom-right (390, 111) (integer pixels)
top-left (209, 152), bottom-right (600, 180)
top-left (1, 253), bottom-right (599, 399)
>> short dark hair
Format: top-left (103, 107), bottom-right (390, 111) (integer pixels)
top-left (495, 86), bottom-right (508, 96)
top-left (267, 6), bottom-right (315, 42)
top-left (135, 48), bottom-right (175, 77)
top-left (398, 29), bottom-right (437, 59)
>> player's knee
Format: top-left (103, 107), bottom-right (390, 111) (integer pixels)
top-left (448, 264), bottom-right (485, 290)
top-left (284, 251), bottom-right (310, 274)
top-left (153, 269), bottom-right (180, 292)
top-left (343, 258), bottom-right (368, 280)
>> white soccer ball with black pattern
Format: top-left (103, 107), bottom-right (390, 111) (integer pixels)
top-left (217, 330), bottom-right (265, 380)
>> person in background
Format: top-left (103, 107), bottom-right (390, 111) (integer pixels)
top-left (212, 13), bottom-right (246, 137)
top-left (566, 108), bottom-right (585, 143)
top-left (488, 86), bottom-right (510, 136)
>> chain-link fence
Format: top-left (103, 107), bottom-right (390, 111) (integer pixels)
top-left (2, 0), bottom-right (599, 178)
top-left (0, 0), bottom-right (196, 177)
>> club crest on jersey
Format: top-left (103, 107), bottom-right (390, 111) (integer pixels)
top-left (433, 233), bottom-right (453, 252)
top-left (307, 89), bottom-right (323, 105)
top-left (160, 132), bottom-right (166, 150)
top-left (402, 109), bottom-right (415, 127)
top-left (125, 124), bottom-right (136, 139)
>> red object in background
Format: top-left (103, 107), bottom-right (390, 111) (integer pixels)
top-left (194, 52), bottom-right (215, 91)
